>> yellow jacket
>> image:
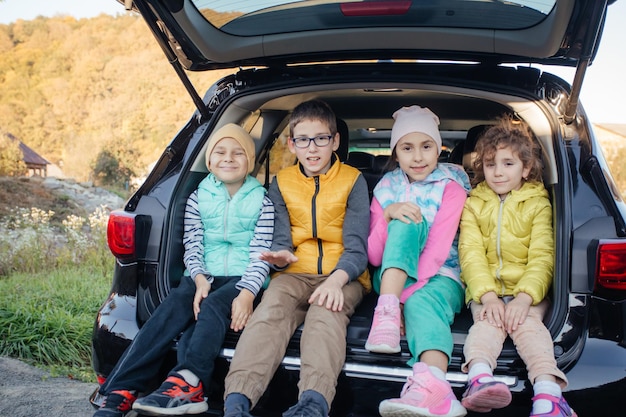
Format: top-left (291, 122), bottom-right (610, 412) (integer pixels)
top-left (275, 160), bottom-right (371, 291)
top-left (459, 181), bottom-right (553, 305)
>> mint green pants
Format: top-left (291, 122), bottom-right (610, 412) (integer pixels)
top-left (372, 220), bottom-right (464, 365)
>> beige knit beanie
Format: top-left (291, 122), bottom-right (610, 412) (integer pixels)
top-left (205, 123), bottom-right (256, 174)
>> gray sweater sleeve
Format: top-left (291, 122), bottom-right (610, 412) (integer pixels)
top-left (334, 174), bottom-right (370, 281)
top-left (267, 179), bottom-right (294, 254)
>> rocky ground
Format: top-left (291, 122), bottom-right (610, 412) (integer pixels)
top-left (0, 176), bottom-right (125, 221)
top-left (39, 177), bottom-right (126, 214)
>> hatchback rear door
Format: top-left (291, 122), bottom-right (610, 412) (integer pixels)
top-left (118, 0), bottom-right (611, 120)
top-left (118, 0), bottom-right (609, 69)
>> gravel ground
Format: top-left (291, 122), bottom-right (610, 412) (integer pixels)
top-left (0, 356), bottom-right (97, 417)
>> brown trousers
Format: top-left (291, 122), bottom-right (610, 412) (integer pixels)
top-left (224, 273), bottom-right (365, 408)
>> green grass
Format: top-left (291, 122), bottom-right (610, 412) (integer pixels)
top-left (0, 204), bottom-right (114, 382)
top-left (0, 263), bottom-right (112, 382)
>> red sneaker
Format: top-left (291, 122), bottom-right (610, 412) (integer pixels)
top-left (132, 373), bottom-right (207, 415)
top-left (94, 389), bottom-right (137, 417)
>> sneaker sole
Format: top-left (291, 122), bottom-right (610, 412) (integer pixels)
top-left (94, 410), bottom-right (138, 417)
top-left (132, 401), bottom-right (208, 416)
top-left (365, 342), bottom-right (401, 354)
top-left (379, 398), bottom-right (467, 417)
top-left (461, 383), bottom-right (511, 413)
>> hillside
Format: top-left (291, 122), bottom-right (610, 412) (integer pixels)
top-left (1, 13), bottom-right (624, 191)
top-left (0, 13), bottom-right (230, 182)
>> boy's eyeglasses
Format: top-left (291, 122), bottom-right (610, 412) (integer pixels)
top-left (291, 135), bottom-right (333, 148)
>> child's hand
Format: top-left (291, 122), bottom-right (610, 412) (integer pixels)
top-left (193, 274), bottom-right (211, 320)
top-left (259, 250), bottom-right (298, 268)
top-left (230, 289), bottom-right (255, 332)
top-left (384, 202), bottom-right (422, 224)
top-left (478, 292), bottom-right (505, 328)
top-left (309, 270), bottom-right (349, 312)
top-left (504, 292), bottom-right (532, 333)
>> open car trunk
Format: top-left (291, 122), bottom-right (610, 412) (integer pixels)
top-left (147, 62), bottom-right (571, 401)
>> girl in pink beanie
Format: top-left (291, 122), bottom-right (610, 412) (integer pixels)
top-left (366, 105), bottom-right (471, 417)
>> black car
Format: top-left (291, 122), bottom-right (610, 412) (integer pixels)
top-left (92, 1), bottom-right (626, 416)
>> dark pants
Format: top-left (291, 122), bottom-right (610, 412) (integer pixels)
top-left (100, 275), bottom-right (239, 394)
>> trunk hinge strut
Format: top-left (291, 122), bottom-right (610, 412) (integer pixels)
top-left (130, 0), bottom-right (211, 121)
top-left (564, 0), bottom-right (608, 124)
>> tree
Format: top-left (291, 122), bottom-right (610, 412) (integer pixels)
top-left (0, 131), bottom-right (26, 176)
top-left (91, 142), bottom-right (137, 188)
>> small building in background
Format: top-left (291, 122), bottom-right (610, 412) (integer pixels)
top-left (6, 133), bottom-right (50, 177)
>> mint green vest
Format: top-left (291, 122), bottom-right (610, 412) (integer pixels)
top-left (196, 174), bottom-right (265, 277)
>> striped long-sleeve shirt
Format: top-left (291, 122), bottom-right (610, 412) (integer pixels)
top-left (182, 191), bottom-right (274, 297)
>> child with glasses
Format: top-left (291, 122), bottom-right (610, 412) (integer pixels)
top-left (223, 99), bottom-right (371, 417)
top-left (366, 105), bottom-right (471, 417)
top-left (459, 117), bottom-right (575, 417)
top-left (291, 133), bottom-right (334, 148)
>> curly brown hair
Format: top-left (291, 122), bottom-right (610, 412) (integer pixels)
top-left (471, 115), bottom-right (543, 187)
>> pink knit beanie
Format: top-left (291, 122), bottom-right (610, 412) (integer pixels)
top-left (390, 105), bottom-right (442, 154)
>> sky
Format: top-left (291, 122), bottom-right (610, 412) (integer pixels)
top-left (0, 0), bottom-right (625, 124)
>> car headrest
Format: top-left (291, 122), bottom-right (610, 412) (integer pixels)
top-left (462, 124), bottom-right (491, 172)
top-left (346, 151), bottom-right (375, 170)
top-left (448, 124), bottom-right (492, 168)
top-left (373, 155), bottom-right (390, 173)
top-left (336, 118), bottom-right (350, 162)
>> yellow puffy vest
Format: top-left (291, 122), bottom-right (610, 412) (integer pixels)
top-left (276, 161), bottom-right (371, 290)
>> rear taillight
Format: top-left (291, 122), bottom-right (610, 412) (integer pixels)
top-left (595, 240), bottom-right (626, 291)
top-left (341, 1), bottom-right (410, 16)
top-left (107, 210), bottom-right (136, 259)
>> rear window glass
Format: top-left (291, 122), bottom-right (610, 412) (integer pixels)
top-left (191, 0), bottom-right (556, 36)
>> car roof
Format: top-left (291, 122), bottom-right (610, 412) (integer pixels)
top-left (118, 0), bottom-right (610, 71)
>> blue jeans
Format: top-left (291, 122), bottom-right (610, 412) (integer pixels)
top-left (100, 275), bottom-right (240, 394)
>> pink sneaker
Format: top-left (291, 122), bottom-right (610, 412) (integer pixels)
top-left (365, 296), bottom-right (401, 353)
top-left (530, 394), bottom-right (577, 417)
top-left (461, 374), bottom-right (511, 412)
top-left (379, 363), bottom-right (467, 417)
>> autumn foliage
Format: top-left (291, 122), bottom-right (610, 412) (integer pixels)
top-left (0, 13), bottom-right (228, 183)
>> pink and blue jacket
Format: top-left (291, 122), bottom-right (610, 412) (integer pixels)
top-left (368, 163), bottom-right (471, 303)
